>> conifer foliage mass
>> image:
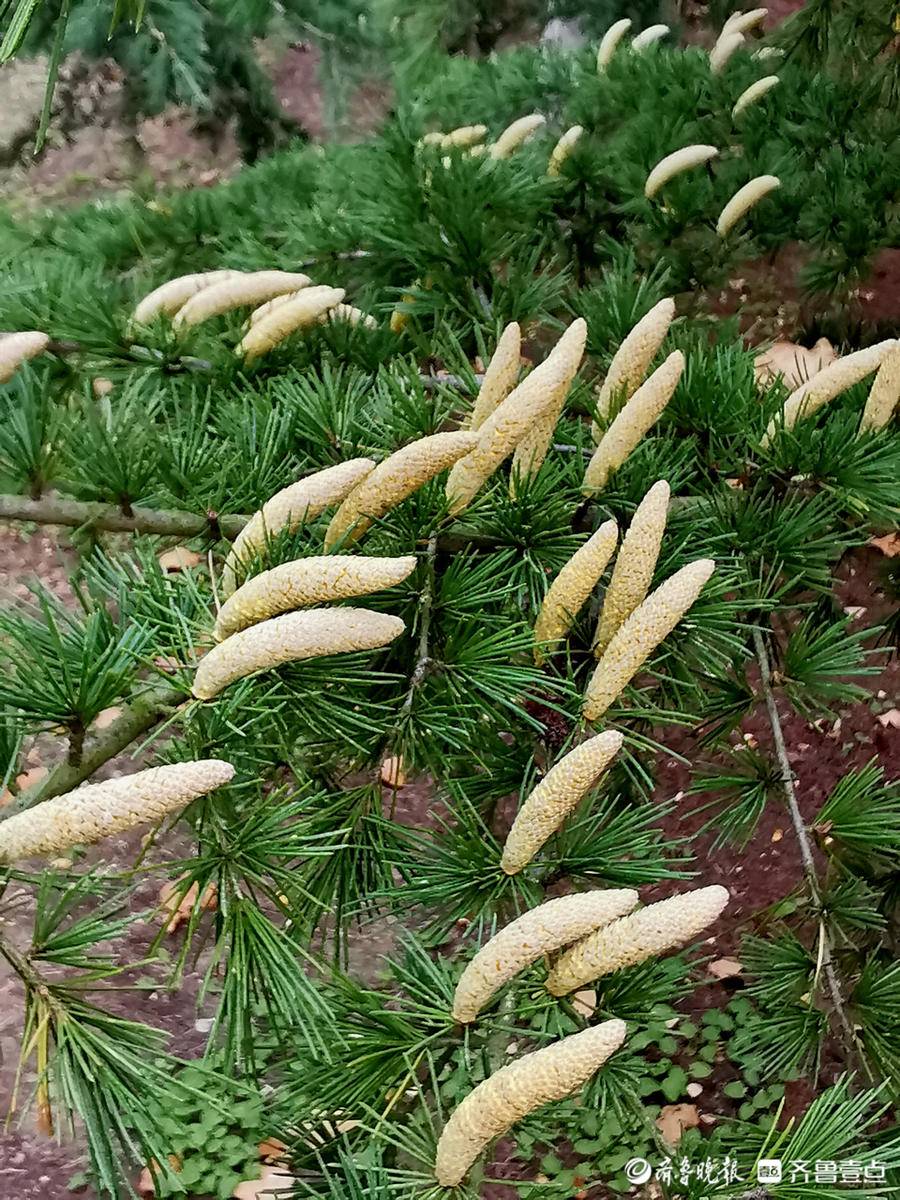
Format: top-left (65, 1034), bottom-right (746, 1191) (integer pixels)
top-left (0, 7), bottom-right (900, 1198)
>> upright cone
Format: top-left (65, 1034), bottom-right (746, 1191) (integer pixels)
top-left (451, 890), bottom-right (639, 1022)
top-left (222, 460), bottom-right (376, 596)
top-left (593, 480), bottom-right (669, 656)
top-left (468, 323), bottom-right (522, 431)
top-left (511, 317), bottom-right (589, 480)
top-left (762, 340), bottom-right (898, 447)
top-left (501, 731), bottom-right (624, 874)
top-left (193, 608), bottom-right (405, 699)
top-left (533, 520), bottom-right (618, 663)
top-left (583, 351), bottom-right (684, 492)
top-left (214, 555), bottom-right (417, 640)
top-left (434, 1020), bottom-right (626, 1186)
top-left (324, 432), bottom-right (477, 549)
top-left (859, 345), bottom-right (900, 434)
top-left (583, 559), bottom-right (715, 721)
top-left (546, 886), bottom-right (729, 994)
top-left (446, 320), bottom-right (587, 513)
top-left (592, 297), bottom-right (676, 434)
top-left (0, 332), bottom-right (50, 383)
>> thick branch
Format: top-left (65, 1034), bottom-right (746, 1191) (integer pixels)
top-left (0, 683), bottom-right (185, 819)
top-left (752, 626), bottom-right (870, 1079)
top-left (0, 494), bottom-right (248, 541)
top-left (1, 492), bottom-right (703, 557)
top-left (48, 332), bottom-right (482, 393)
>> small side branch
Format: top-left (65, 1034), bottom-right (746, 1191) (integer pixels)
top-left (0, 683), bottom-right (184, 819)
top-left (378, 536), bottom-right (438, 811)
top-left (752, 627), bottom-right (818, 889)
top-left (297, 249), bottom-right (372, 269)
top-left (752, 626), bottom-right (870, 1080)
top-left (47, 338), bottom-right (213, 373)
top-left (402, 534), bottom-right (438, 716)
top-left (419, 373), bottom-right (484, 392)
top-left (47, 331), bottom-right (483, 393)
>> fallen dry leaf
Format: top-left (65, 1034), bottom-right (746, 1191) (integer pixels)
top-left (0, 766), bottom-right (48, 808)
top-left (232, 1166), bottom-right (294, 1199)
top-left (137, 1157), bottom-right (181, 1196)
top-left (380, 755), bottom-right (407, 788)
top-left (870, 532), bottom-right (900, 557)
top-left (258, 1138), bottom-right (288, 1164)
top-left (153, 653), bottom-right (186, 675)
top-left (877, 709), bottom-right (900, 729)
top-left (158, 546), bottom-right (202, 572)
top-left (93, 705), bottom-right (123, 731)
top-left (843, 606), bottom-right (867, 621)
top-left (754, 337), bottom-right (835, 389)
top-left (157, 879), bottom-right (218, 934)
top-left (708, 957), bottom-right (743, 980)
top-left (571, 988), bottom-right (596, 1018)
top-left (771, 828), bottom-right (784, 843)
top-left (656, 1103), bottom-right (700, 1147)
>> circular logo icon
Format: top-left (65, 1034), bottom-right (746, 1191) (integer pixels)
top-left (625, 1157), bottom-right (653, 1185)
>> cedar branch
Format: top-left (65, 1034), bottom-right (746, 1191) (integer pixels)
top-left (0, 492), bottom-right (702, 551)
top-left (751, 626), bottom-right (871, 1081)
top-left (0, 683), bottom-right (185, 819)
top-left (0, 494), bottom-right (248, 540)
top-left (402, 534), bottom-right (438, 714)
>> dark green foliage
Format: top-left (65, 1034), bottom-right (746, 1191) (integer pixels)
top-left (815, 762), bottom-right (900, 875)
top-left (142, 1056), bottom-right (274, 1199)
top-left (0, 586), bottom-right (149, 731)
top-left (5, 0), bottom-right (307, 158)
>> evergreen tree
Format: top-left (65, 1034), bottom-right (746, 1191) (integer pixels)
top-left (0, 13), bottom-right (898, 1198)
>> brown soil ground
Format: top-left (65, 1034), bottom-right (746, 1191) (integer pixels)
top-left (708, 245), bottom-right (900, 346)
top-left (0, 42), bottom-right (390, 211)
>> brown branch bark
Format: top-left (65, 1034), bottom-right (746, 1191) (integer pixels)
top-left (0, 494), bottom-right (248, 540)
top-left (401, 534), bottom-right (438, 716)
top-left (0, 492), bottom-right (704, 553)
top-left (0, 683), bottom-right (185, 819)
top-left (752, 626), bottom-right (872, 1082)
